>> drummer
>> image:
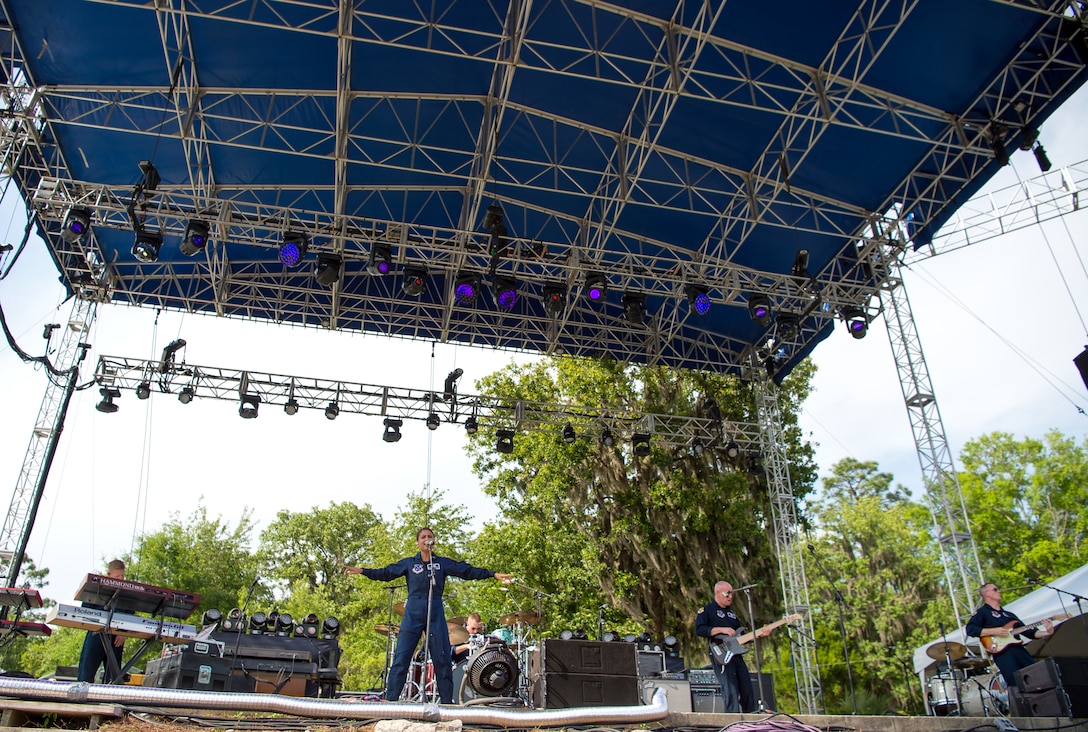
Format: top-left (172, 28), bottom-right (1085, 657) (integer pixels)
top-left (452, 613), bottom-right (485, 663)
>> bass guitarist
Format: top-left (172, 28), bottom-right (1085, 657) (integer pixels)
top-left (695, 581), bottom-right (773, 712)
top-left (966, 583), bottom-right (1053, 688)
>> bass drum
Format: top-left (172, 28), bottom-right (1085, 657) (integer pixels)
top-left (960, 672), bottom-right (1008, 717)
top-left (458, 639), bottom-right (519, 700)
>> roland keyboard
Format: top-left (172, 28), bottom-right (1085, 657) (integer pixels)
top-left (46, 604), bottom-right (196, 643)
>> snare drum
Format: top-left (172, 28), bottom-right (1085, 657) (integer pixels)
top-left (928, 674), bottom-right (958, 715)
top-left (490, 628), bottom-right (515, 644)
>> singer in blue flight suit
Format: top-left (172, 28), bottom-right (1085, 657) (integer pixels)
top-left (346, 527), bottom-right (513, 703)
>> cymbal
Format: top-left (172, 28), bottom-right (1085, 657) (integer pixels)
top-left (447, 616), bottom-right (468, 627)
top-left (448, 624), bottom-right (470, 644)
top-left (393, 601), bottom-right (406, 617)
top-left (926, 641), bottom-right (967, 661)
top-left (374, 623), bottom-right (399, 636)
top-left (498, 610), bottom-right (540, 626)
top-left (954, 656), bottom-right (989, 670)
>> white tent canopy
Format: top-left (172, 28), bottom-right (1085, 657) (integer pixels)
top-left (913, 563), bottom-right (1088, 677)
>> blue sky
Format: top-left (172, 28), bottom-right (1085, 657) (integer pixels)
top-left (1, 85), bottom-right (1087, 606)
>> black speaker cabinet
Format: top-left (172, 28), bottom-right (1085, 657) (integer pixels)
top-left (1016, 657), bottom-right (1088, 693)
top-left (540, 639), bottom-right (638, 676)
top-left (1023, 687), bottom-right (1072, 717)
top-left (143, 653), bottom-right (231, 691)
top-left (637, 649), bottom-right (665, 677)
top-left (534, 672), bottom-right (639, 708)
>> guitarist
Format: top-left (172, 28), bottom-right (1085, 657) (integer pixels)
top-left (965, 582), bottom-right (1053, 688)
top-left (695, 581), bottom-right (772, 713)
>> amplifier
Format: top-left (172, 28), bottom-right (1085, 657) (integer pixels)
top-left (687, 668), bottom-right (718, 686)
top-left (532, 672), bottom-right (640, 708)
top-left (642, 677), bottom-right (691, 713)
top-left (691, 684), bottom-right (724, 713)
top-left (539, 639), bottom-right (638, 676)
top-left (637, 649), bottom-right (665, 677)
top-left (687, 670), bottom-right (776, 712)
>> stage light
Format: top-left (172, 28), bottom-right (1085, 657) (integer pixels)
top-left (280, 232), bottom-right (309, 267)
top-left (136, 382), bottom-right (151, 400)
top-left (496, 429), bottom-right (514, 454)
top-left (62, 208), bottom-right (91, 243)
top-left (792, 249), bottom-right (810, 279)
top-left (249, 611), bottom-right (268, 634)
top-left (585, 273), bottom-right (608, 302)
top-left (275, 612), bottom-right (294, 636)
top-left (315, 253), bottom-right (342, 286)
top-left (325, 401), bottom-right (339, 420)
top-left (600, 428), bottom-right (615, 448)
top-left (426, 413), bottom-right (440, 430)
top-left (725, 441), bottom-right (741, 459)
top-left (493, 275), bottom-right (517, 311)
top-left (562, 422), bottom-right (576, 444)
top-left (622, 292), bottom-right (646, 324)
top-left (178, 386), bottom-right (194, 404)
top-left (632, 433), bottom-right (651, 457)
top-left (542, 284), bottom-right (566, 315)
top-left (703, 396), bottom-right (722, 423)
top-left (686, 285), bottom-right (711, 316)
top-left (368, 242), bottom-right (392, 276)
top-left (322, 616), bottom-right (341, 639)
top-left (843, 306), bottom-right (868, 339)
top-left (663, 635), bottom-right (679, 655)
top-left (1019, 126), bottom-right (1040, 151)
top-left (748, 294), bottom-right (772, 327)
top-left (560, 629), bottom-right (574, 641)
top-left (572, 630), bottom-right (588, 640)
top-left (132, 229), bottom-right (163, 263)
top-left (402, 265), bottom-right (427, 296)
top-left (483, 203), bottom-right (505, 231)
top-left (296, 613), bottom-right (320, 638)
top-left (95, 387), bottom-right (120, 413)
top-left (748, 452), bottom-right (765, 474)
top-left (383, 417), bottom-right (403, 443)
top-left (454, 272), bottom-right (480, 305)
top-left (990, 125), bottom-right (1009, 166)
top-left (464, 415), bottom-right (479, 434)
top-left (777, 313), bottom-right (800, 340)
top-left (690, 437), bottom-right (704, 456)
top-left (137, 160), bottom-right (161, 192)
top-left (239, 393), bottom-right (260, 419)
top-left (623, 633), bottom-right (637, 643)
top-left (201, 608), bottom-right (222, 629)
top-left (222, 608), bottom-right (245, 633)
top-left (443, 368), bottom-right (463, 401)
top-left (1034, 144), bottom-right (1052, 172)
top-left (602, 631), bottom-right (620, 642)
top-left (180, 220), bottom-right (209, 256)
top-left (284, 398), bottom-right (299, 416)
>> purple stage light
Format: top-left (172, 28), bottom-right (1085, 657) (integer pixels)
top-left (280, 242), bottom-right (301, 267)
top-left (455, 281), bottom-right (476, 304)
top-left (693, 291), bottom-right (711, 315)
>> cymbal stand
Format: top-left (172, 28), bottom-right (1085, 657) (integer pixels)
top-left (937, 625), bottom-right (964, 715)
top-left (380, 584), bottom-right (401, 689)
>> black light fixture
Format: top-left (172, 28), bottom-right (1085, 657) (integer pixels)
top-left (322, 616), bottom-right (341, 639)
top-left (178, 386), bottom-right (195, 404)
top-left (368, 242), bottom-right (392, 276)
top-left (325, 401), bottom-right (339, 420)
top-left (585, 273), bottom-right (608, 303)
top-left (62, 208), bottom-right (92, 243)
top-left (315, 253), bottom-right (343, 286)
top-left (280, 231), bottom-right (309, 268)
top-left (249, 611), bottom-right (268, 634)
top-left (1034, 143), bottom-right (1052, 172)
top-left (747, 452), bottom-right (765, 474)
top-left (402, 265), bottom-right (427, 296)
top-left (632, 433), bottom-right (651, 457)
top-left (542, 283), bottom-right (566, 316)
top-left (690, 437), bottom-right (704, 456)
top-left (239, 393), bottom-right (260, 419)
top-left (464, 415), bottom-right (479, 435)
top-left (560, 629), bottom-right (575, 641)
top-left (483, 204), bottom-right (508, 260)
top-left (383, 417), bottom-right (403, 443)
top-left (454, 272), bottom-right (480, 305)
top-left (275, 613), bottom-right (294, 636)
top-left (724, 441), bottom-right (741, 459)
top-left (562, 422), bottom-right (576, 444)
top-left (600, 428), bottom-right (615, 447)
top-left (601, 630), bottom-right (620, 642)
top-left (572, 629), bottom-right (588, 640)
top-left (791, 249), bottom-right (810, 279)
top-left (296, 613), bottom-right (320, 638)
top-left (748, 294), bottom-right (772, 327)
top-left (132, 229), bottom-right (163, 262)
top-left (180, 220), bottom-right (210, 256)
top-left (284, 398), bottom-right (299, 416)
top-left (622, 292), bottom-right (646, 324)
top-left (136, 382), bottom-right (151, 400)
top-left (493, 275), bottom-right (518, 311)
top-left (95, 387), bottom-right (120, 413)
top-left (222, 608), bottom-right (246, 633)
top-left (496, 429), bottom-right (515, 454)
top-left (623, 633), bottom-right (638, 643)
top-left (686, 285), bottom-right (711, 316)
top-left (776, 312), bottom-right (800, 340)
top-left (842, 306), bottom-right (868, 339)
top-left (201, 608), bottom-right (222, 629)
top-left (443, 368), bottom-right (463, 401)
top-left (1019, 126), bottom-right (1040, 151)
top-left (663, 635), bottom-right (680, 656)
top-left (990, 124), bottom-right (1009, 166)
top-left (137, 160), bottom-right (161, 192)
top-left (426, 412), bottom-right (440, 430)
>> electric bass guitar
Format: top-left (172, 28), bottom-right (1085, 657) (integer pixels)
top-left (980, 614), bottom-right (1070, 655)
top-left (709, 613), bottom-right (803, 666)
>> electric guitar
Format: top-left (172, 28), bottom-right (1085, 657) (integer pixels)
top-left (980, 614), bottom-right (1070, 655)
top-left (709, 613), bottom-right (803, 666)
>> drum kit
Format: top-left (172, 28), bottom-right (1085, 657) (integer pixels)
top-left (924, 641), bottom-right (1008, 717)
top-left (377, 602), bottom-right (542, 705)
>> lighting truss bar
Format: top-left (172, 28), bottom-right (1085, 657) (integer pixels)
top-left (93, 355), bottom-right (763, 449)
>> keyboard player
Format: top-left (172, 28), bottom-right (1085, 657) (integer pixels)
top-left (77, 559), bottom-right (126, 683)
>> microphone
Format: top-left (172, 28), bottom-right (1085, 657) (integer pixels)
top-left (424, 539), bottom-right (435, 546)
top-left (1026, 578), bottom-right (1042, 583)
top-left (733, 583), bottom-right (759, 592)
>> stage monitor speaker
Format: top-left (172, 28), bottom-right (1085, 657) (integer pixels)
top-left (540, 639), bottom-right (638, 676)
top-left (1015, 657), bottom-right (1088, 693)
top-left (641, 678), bottom-right (691, 713)
top-left (533, 672), bottom-right (640, 709)
top-left (1023, 687), bottom-right (1072, 718)
top-left (143, 654), bottom-right (231, 691)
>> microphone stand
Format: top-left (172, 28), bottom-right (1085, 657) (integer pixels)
top-left (229, 576), bottom-right (260, 691)
top-left (419, 545), bottom-right (436, 703)
top-left (1034, 580), bottom-right (1088, 638)
top-left (734, 584), bottom-right (767, 711)
top-left (808, 546), bottom-right (857, 715)
top-left (380, 584), bottom-right (403, 688)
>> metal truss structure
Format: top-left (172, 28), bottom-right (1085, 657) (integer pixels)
top-left (0, 297), bottom-right (93, 588)
top-left (92, 354), bottom-right (763, 450)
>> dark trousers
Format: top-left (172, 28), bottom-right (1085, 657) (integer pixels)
top-left (77, 631), bottom-right (124, 683)
top-left (993, 645), bottom-right (1036, 688)
top-left (712, 657), bottom-right (754, 712)
top-left (385, 607), bottom-right (454, 703)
